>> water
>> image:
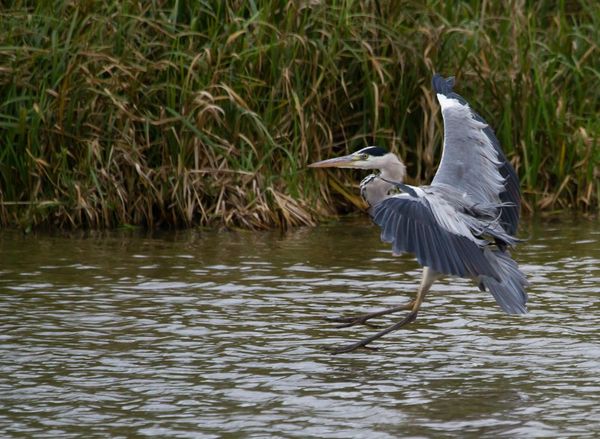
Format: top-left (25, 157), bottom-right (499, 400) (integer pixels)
top-left (1, 217), bottom-right (599, 438)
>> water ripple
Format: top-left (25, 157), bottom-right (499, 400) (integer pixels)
top-left (1, 219), bottom-right (599, 437)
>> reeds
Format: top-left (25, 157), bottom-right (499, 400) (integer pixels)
top-left (0, 1), bottom-right (598, 229)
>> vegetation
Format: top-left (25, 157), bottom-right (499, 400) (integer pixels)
top-left (1, 0), bottom-right (598, 229)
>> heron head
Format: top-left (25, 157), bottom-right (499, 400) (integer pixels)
top-left (308, 146), bottom-right (398, 170)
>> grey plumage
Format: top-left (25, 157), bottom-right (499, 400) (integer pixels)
top-left (480, 249), bottom-right (528, 314)
top-left (373, 193), bottom-right (499, 280)
top-left (432, 74), bottom-right (521, 235)
top-left (308, 74), bottom-right (527, 353)
top-left (363, 74), bottom-right (528, 315)
top-left (372, 182), bottom-right (528, 314)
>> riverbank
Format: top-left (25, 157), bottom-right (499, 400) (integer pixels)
top-left (1, 1), bottom-right (598, 229)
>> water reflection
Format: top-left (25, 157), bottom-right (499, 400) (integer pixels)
top-left (1, 217), bottom-right (599, 437)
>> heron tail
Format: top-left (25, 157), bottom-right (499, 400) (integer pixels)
top-left (479, 249), bottom-right (528, 314)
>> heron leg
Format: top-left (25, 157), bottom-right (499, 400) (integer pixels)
top-left (327, 267), bottom-right (439, 354)
top-left (326, 301), bottom-right (415, 328)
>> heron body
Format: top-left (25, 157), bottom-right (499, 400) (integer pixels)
top-left (309, 74), bottom-right (527, 354)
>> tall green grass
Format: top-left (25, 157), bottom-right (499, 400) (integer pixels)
top-left (0, 1), bottom-right (598, 229)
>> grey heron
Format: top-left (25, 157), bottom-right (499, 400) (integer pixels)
top-left (309, 74), bottom-right (527, 354)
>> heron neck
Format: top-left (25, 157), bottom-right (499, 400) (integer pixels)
top-left (360, 155), bottom-right (406, 207)
top-left (380, 160), bottom-right (406, 183)
top-left (361, 174), bottom-right (398, 207)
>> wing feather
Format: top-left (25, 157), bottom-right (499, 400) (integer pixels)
top-left (372, 195), bottom-right (499, 280)
top-left (432, 74), bottom-right (520, 235)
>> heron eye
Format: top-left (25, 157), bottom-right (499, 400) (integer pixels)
top-left (360, 154), bottom-right (368, 160)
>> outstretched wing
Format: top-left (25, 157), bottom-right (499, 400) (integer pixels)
top-left (432, 74), bottom-right (520, 235)
top-left (371, 193), bottom-right (499, 280)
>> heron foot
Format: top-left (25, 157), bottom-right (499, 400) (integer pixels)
top-left (325, 301), bottom-right (415, 329)
top-left (325, 342), bottom-right (379, 354)
top-left (325, 315), bottom-right (382, 329)
top-left (328, 311), bottom-right (419, 354)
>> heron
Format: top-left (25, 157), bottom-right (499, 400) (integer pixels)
top-left (309, 74), bottom-right (528, 354)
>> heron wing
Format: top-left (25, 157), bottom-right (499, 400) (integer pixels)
top-left (480, 249), bottom-right (528, 314)
top-left (431, 74), bottom-right (520, 235)
top-left (371, 193), bottom-right (499, 280)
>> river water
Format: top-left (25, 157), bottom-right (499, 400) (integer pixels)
top-left (1, 217), bottom-right (599, 438)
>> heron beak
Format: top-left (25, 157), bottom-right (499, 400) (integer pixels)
top-left (308, 154), bottom-right (357, 169)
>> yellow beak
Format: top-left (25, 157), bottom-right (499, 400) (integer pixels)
top-left (308, 154), bottom-right (358, 169)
